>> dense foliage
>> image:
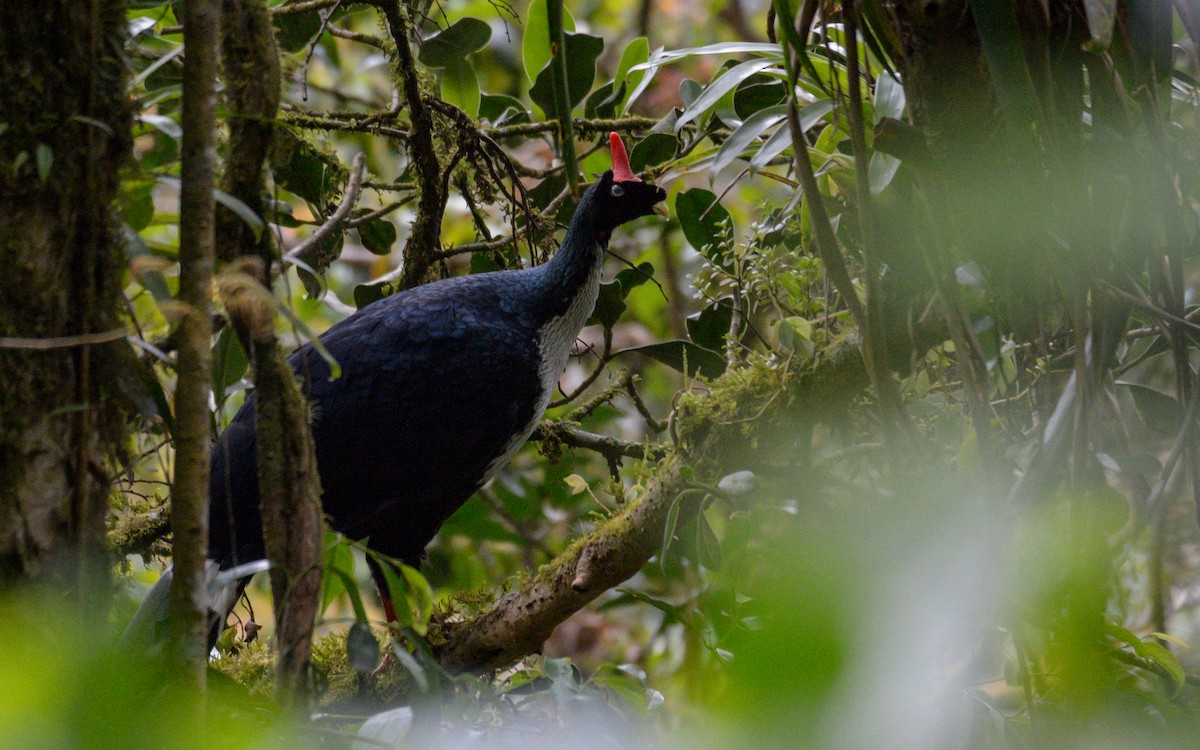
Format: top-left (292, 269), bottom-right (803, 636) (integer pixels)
top-left (5, 0), bottom-right (1200, 747)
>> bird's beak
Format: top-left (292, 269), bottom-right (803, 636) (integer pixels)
top-left (653, 201), bottom-right (670, 219)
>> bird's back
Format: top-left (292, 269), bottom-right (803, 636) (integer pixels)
top-left (208, 271), bottom-right (549, 569)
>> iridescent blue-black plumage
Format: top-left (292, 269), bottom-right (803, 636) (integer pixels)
top-left (207, 162), bottom-right (667, 586)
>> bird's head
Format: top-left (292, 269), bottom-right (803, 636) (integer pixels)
top-left (585, 133), bottom-right (668, 237)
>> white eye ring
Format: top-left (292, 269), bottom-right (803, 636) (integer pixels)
top-left (610, 184), bottom-right (625, 197)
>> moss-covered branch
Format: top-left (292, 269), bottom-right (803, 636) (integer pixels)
top-left (435, 343), bottom-right (868, 673)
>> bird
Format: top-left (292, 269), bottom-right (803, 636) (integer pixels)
top-left (127, 133), bottom-right (667, 644)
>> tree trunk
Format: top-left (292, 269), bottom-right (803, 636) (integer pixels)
top-left (0, 1), bottom-right (132, 597)
top-left (169, 0), bottom-right (221, 685)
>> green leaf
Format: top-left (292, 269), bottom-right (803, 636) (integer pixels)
top-left (868, 151), bottom-right (901, 196)
top-left (419, 17), bottom-right (491, 67)
top-left (123, 181), bottom-right (155, 231)
top-left (661, 492), bottom-right (683, 567)
top-left (273, 10), bottom-right (322, 52)
top-left (717, 470), bottom-right (757, 496)
top-left (695, 512), bottom-right (722, 570)
top-left (1083, 0), bottom-right (1118, 49)
top-left (211, 326), bottom-right (249, 397)
top-left (588, 263), bottom-right (652, 329)
top-left (584, 82), bottom-right (619, 119)
top-left (618, 340), bottom-right (727, 379)
top-left (750, 99), bottom-right (833, 170)
top-left (614, 263), bottom-right (653, 293)
top-left (676, 59), bottom-right (779, 130)
top-left (440, 57), bottom-right (481, 119)
top-left (873, 70), bottom-right (905, 123)
top-left (270, 133), bottom-right (343, 206)
top-left (480, 93), bottom-right (529, 125)
top-left (629, 133), bottom-right (677, 172)
top-left (140, 113), bottom-right (181, 139)
top-left (213, 188), bottom-right (265, 241)
top-left (346, 621), bottom-right (380, 673)
top-left (733, 79), bottom-right (786, 120)
top-left (713, 105), bottom-right (786, 175)
top-left (522, 0), bottom-right (575, 82)
top-left (675, 188), bottom-right (733, 269)
top-left (529, 32), bottom-right (603, 119)
top-left (686, 302), bottom-right (733, 352)
top-left (777, 316), bottom-right (815, 359)
top-left (34, 143), bottom-right (52, 182)
top-left (319, 534), bottom-right (355, 614)
top-left (1116, 381), bottom-right (1179, 435)
top-left (357, 218), bottom-right (397, 255)
top-left (614, 36), bottom-right (649, 112)
top-left (632, 42), bottom-right (783, 71)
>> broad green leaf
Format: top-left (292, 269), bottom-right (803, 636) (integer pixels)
top-left (748, 100), bottom-right (836, 170)
top-left (529, 32), bottom-right (603, 119)
top-left (270, 132), bottom-right (344, 206)
top-left (319, 535), bottom-right (355, 614)
top-left (140, 113), bottom-right (181, 139)
top-left (211, 326), bottom-right (249, 397)
top-left (630, 133), bottom-right (677, 172)
top-left (676, 59), bottom-right (779, 130)
top-left (618, 340), bottom-right (727, 379)
top-left (614, 36), bottom-right (649, 112)
top-left (712, 104), bottom-right (786, 175)
top-left (733, 80), bottom-right (786, 119)
top-left (522, 0), bottom-right (575, 82)
top-left (440, 57), bottom-right (481, 119)
top-left (273, 9), bottom-right (322, 52)
top-left (868, 151), bottom-right (901, 195)
top-left (873, 70), bottom-right (905, 123)
top-left (776, 316), bottom-right (815, 359)
top-left (675, 188), bottom-right (733, 269)
top-left (346, 621), bottom-right (380, 673)
top-left (1116, 381), bottom-right (1179, 434)
top-left (419, 17), bottom-right (491, 67)
top-left (717, 470), bottom-right (757, 496)
top-left (631, 41), bottom-right (784, 72)
top-left (479, 93), bottom-right (528, 124)
top-left (356, 708), bottom-right (414, 749)
top-left (686, 301), bottom-right (733, 352)
top-left (357, 218), bottom-right (397, 255)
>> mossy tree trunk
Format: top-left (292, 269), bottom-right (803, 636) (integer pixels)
top-left (0, 2), bottom-right (132, 596)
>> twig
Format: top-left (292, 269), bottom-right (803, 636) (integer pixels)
top-left (273, 0), bottom-right (343, 15)
top-left (284, 152), bottom-right (367, 268)
top-left (326, 24), bottom-right (388, 49)
top-left (532, 421), bottom-right (670, 462)
top-left (0, 328), bottom-right (127, 350)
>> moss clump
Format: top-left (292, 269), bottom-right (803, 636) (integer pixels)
top-left (212, 640), bottom-right (275, 694)
top-left (211, 629), bottom-right (416, 708)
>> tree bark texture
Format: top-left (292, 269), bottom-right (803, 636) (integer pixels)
top-left (169, 0), bottom-right (221, 685)
top-left (216, 0), bottom-right (281, 266)
top-left (253, 331), bottom-right (323, 706)
top-left (0, 1), bottom-right (132, 591)
top-left (216, 4), bottom-right (323, 703)
top-left (376, 0), bottom-right (448, 290)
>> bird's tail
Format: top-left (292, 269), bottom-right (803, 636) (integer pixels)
top-left (120, 559), bottom-right (271, 654)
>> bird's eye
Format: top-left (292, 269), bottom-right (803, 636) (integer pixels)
top-left (610, 184), bottom-right (625, 198)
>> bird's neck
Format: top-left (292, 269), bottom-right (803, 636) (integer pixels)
top-left (532, 210), bottom-right (607, 321)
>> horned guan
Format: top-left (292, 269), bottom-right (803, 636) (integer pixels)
top-left (129, 133), bottom-right (667, 640)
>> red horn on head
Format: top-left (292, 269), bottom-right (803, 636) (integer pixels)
top-left (609, 132), bottom-right (641, 183)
